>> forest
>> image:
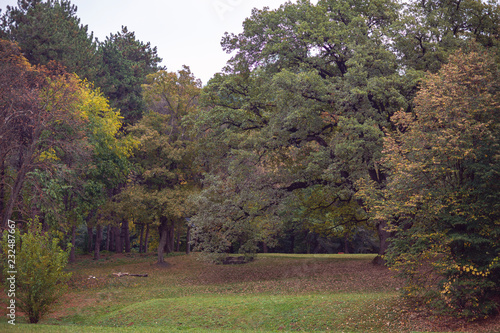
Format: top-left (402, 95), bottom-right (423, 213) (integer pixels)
top-left (0, 0), bottom-right (499, 324)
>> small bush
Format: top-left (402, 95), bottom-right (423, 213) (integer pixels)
top-left (0, 218), bottom-right (72, 323)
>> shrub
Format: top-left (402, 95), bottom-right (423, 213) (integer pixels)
top-left (0, 218), bottom-right (72, 323)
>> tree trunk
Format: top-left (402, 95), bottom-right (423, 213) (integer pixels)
top-left (157, 217), bottom-right (168, 263)
top-left (344, 234), bottom-right (349, 254)
top-left (122, 219), bottom-right (131, 253)
top-left (186, 224), bottom-right (191, 254)
top-left (374, 220), bottom-right (393, 265)
top-left (87, 226), bottom-right (93, 253)
top-left (139, 224), bottom-right (144, 253)
top-left (163, 220), bottom-right (175, 254)
top-left (105, 225), bottom-right (111, 251)
top-left (144, 224), bottom-right (150, 253)
top-left (114, 226), bottom-right (122, 253)
top-left (175, 226), bottom-right (181, 252)
top-left (94, 224), bottom-right (102, 260)
top-left (69, 225), bottom-right (77, 263)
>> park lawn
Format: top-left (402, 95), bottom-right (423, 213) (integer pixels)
top-left (0, 253), bottom-right (498, 332)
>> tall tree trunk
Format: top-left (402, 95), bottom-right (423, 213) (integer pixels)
top-left (87, 226), bottom-right (93, 253)
top-left (144, 224), bottom-right (150, 253)
top-left (105, 225), bottom-right (111, 251)
top-left (122, 219), bottom-right (131, 253)
top-left (139, 224), bottom-right (144, 253)
top-left (114, 225), bottom-right (122, 253)
top-left (344, 234), bottom-right (349, 254)
top-left (163, 220), bottom-right (175, 254)
top-left (94, 224), bottom-right (102, 260)
top-left (175, 225), bottom-right (181, 252)
top-left (69, 225), bottom-right (77, 263)
top-left (157, 217), bottom-right (168, 263)
top-left (373, 220), bottom-right (393, 265)
top-left (186, 224), bottom-right (191, 254)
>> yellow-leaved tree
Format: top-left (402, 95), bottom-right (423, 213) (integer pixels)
top-left (358, 44), bottom-right (500, 319)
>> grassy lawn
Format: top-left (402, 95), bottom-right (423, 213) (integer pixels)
top-left (0, 253), bottom-right (497, 332)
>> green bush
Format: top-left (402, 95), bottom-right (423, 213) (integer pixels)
top-left (0, 218), bottom-right (72, 323)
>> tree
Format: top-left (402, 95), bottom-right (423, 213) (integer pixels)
top-left (394, 0), bottom-right (500, 73)
top-left (358, 45), bottom-right (500, 319)
top-left (32, 80), bottom-right (134, 261)
top-left (0, 39), bottom-right (88, 229)
top-left (96, 26), bottom-right (163, 125)
top-left (0, 0), bottom-right (99, 81)
top-left (124, 66), bottom-right (201, 264)
top-left (191, 0), bottom-right (406, 259)
top-left (1, 218), bottom-right (72, 323)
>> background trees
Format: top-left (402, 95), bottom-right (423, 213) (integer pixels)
top-left (96, 26), bottom-right (163, 126)
top-left (0, 0), bottom-right (99, 81)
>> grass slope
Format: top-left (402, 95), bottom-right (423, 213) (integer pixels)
top-left (0, 253), bottom-right (498, 332)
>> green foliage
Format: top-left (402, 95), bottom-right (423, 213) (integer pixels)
top-left (192, 0), bottom-right (406, 258)
top-left (0, 218), bottom-right (72, 323)
top-left (358, 45), bottom-right (500, 319)
top-left (0, 0), bottom-right (99, 81)
top-left (96, 26), bottom-right (163, 125)
top-left (121, 66), bottom-right (201, 262)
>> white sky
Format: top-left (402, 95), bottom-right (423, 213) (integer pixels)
top-left (0, 0), bottom-right (313, 85)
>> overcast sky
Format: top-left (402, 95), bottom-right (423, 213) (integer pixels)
top-left (0, 0), bottom-right (315, 85)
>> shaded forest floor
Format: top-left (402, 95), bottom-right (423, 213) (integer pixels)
top-left (0, 253), bottom-right (499, 332)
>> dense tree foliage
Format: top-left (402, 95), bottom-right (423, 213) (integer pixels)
top-left (96, 26), bottom-right (163, 125)
top-left (0, 0), bottom-right (98, 81)
top-left (0, 0), bottom-right (499, 320)
top-left (358, 45), bottom-right (500, 319)
top-left (191, 0), bottom-right (410, 259)
top-left (123, 66), bottom-right (201, 263)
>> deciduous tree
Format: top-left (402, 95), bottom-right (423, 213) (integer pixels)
top-left (358, 45), bottom-right (500, 319)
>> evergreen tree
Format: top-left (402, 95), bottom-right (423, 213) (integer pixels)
top-left (0, 0), bottom-right (98, 81)
top-left (96, 26), bottom-right (163, 125)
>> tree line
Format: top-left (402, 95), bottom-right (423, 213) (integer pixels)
top-left (0, 0), bottom-right (499, 319)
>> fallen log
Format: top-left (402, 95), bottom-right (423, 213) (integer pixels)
top-left (112, 272), bottom-right (148, 277)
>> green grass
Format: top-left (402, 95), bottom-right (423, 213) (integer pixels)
top-left (0, 253), bottom-right (484, 332)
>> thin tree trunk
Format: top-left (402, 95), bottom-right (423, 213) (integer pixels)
top-left (186, 224), bottom-right (191, 254)
top-left (144, 224), bottom-right (150, 253)
top-left (69, 225), bottom-right (77, 263)
top-left (122, 219), bottom-right (130, 253)
top-left (139, 224), bottom-right (144, 253)
top-left (175, 225), bottom-right (181, 252)
top-left (157, 217), bottom-right (168, 263)
top-left (87, 226), bottom-right (93, 253)
top-left (105, 225), bottom-right (111, 251)
top-left (344, 234), bottom-right (349, 254)
top-left (114, 226), bottom-right (122, 253)
top-left (94, 224), bottom-right (102, 260)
